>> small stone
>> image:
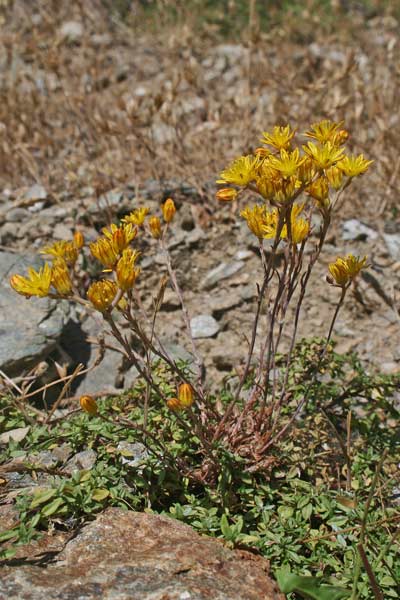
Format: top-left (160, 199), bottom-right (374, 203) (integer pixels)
top-left (117, 441), bottom-right (149, 468)
top-left (59, 21), bottom-right (84, 42)
top-left (383, 233), bottom-right (400, 261)
top-left (201, 261), bottom-right (244, 290)
top-left (53, 222), bottom-right (73, 240)
top-left (234, 249), bottom-right (253, 261)
top-left (161, 289), bottom-right (181, 311)
top-left (342, 219), bottom-right (378, 241)
top-left (240, 284), bottom-right (257, 301)
top-left (64, 449), bottom-right (97, 474)
top-left (24, 183), bottom-right (48, 202)
top-left (5, 207), bottom-right (30, 222)
top-left (210, 294), bottom-right (241, 318)
top-left (190, 315), bottom-right (220, 339)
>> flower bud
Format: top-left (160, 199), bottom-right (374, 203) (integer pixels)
top-left (149, 216), bottom-right (162, 239)
top-left (80, 395), bottom-right (98, 415)
top-left (166, 397), bottom-right (181, 411)
top-left (87, 279), bottom-right (118, 312)
top-left (216, 188), bottom-right (238, 202)
top-left (178, 383), bottom-right (194, 408)
top-left (162, 198), bottom-right (176, 223)
top-left (73, 231), bottom-right (85, 249)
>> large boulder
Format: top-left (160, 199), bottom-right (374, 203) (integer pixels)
top-left (0, 508), bottom-right (284, 600)
top-left (0, 252), bottom-right (67, 376)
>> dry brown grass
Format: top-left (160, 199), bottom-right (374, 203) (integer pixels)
top-left (0, 0), bottom-right (399, 224)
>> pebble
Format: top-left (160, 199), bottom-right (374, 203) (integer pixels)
top-left (383, 233), bottom-right (400, 261)
top-left (190, 314), bottom-right (220, 339)
top-left (201, 260), bottom-right (244, 290)
top-left (24, 184), bottom-right (48, 202)
top-left (342, 219), bottom-right (378, 241)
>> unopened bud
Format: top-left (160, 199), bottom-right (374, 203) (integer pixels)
top-left (166, 397), bottom-right (181, 411)
top-left (80, 395), bottom-right (98, 415)
top-left (216, 188), bottom-right (238, 202)
top-left (178, 383), bottom-right (194, 408)
top-left (73, 231), bottom-right (85, 249)
top-left (162, 198), bottom-right (176, 223)
top-left (149, 216), bottom-right (162, 239)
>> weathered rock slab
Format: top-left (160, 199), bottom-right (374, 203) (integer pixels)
top-left (0, 251), bottom-right (66, 376)
top-left (0, 508), bottom-right (283, 600)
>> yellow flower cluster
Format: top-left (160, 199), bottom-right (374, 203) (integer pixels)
top-left (216, 120), bottom-right (372, 250)
top-left (241, 202), bottom-right (309, 245)
top-left (10, 198), bottom-right (178, 314)
top-left (10, 231), bottom-right (85, 298)
top-left (328, 255), bottom-right (367, 287)
top-left (216, 120), bottom-right (372, 211)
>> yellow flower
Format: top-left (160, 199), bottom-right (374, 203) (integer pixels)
top-left (281, 203), bottom-right (310, 244)
top-left (41, 241), bottom-right (79, 266)
top-left (303, 141), bottom-right (345, 170)
top-left (307, 177), bottom-right (329, 202)
top-left (80, 395), bottom-right (98, 416)
top-left (217, 155), bottom-right (259, 186)
top-left (325, 165), bottom-right (343, 189)
top-left (102, 223), bottom-right (137, 254)
top-left (216, 188), bottom-right (238, 202)
top-left (162, 198), bottom-right (176, 223)
top-left (51, 260), bottom-right (73, 296)
top-left (73, 231), bottom-right (85, 249)
top-left (305, 120), bottom-right (348, 145)
top-left (268, 148), bottom-right (305, 178)
top-left (260, 125), bottom-right (295, 150)
top-left (255, 164), bottom-right (281, 201)
top-left (90, 237), bottom-right (120, 269)
top-left (149, 216), bottom-right (162, 239)
top-left (297, 157), bottom-right (315, 184)
top-left (87, 279), bottom-right (118, 312)
top-left (122, 208), bottom-right (150, 227)
top-left (116, 248), bottom-right (140, 292)
top-left (338, 154), bottom-right (373, 177)
top-left (273, 176), bottom-right (298, 205)
top-left (328, 255), bottom-right (367, 287)
top-left (241, 205), bottom-right (279, 240)
top-left (10, 263), bottom-right (52, 298)
top-left (178, 383), bottom-right (194, 408)
top-left (288, 217), bottom-right (310, 244)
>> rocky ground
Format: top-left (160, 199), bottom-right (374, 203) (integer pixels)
top-left (0, 1), bottom-right (399, 398)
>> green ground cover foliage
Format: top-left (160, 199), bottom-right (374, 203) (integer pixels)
top-left (1, 339), bottom-right (399, 599)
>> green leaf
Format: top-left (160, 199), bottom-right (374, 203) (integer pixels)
top-left (276, 568), bottom-right (351, 600)
top-left (220, 514), bottom-right (232, 539)
top-left (0, 528), bottom-right (19, 543)
top-left (92, 488), bottom-right (110, 501)
top-left (30, 488), bottom-right (57, 509)
top-left (41, 497), bottom-right (65, 517)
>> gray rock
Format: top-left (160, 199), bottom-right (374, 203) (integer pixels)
top-left (64, 449), bottom-right (97, 474)
top-left (5, 207), bottom-right (30, 222)
top-left (24, 183), bottom-right (48, 202)
top-left (190, 315), bottom-right (220, 339)
top-left (0, 509), bottom-right (283, 599)
top-left (60, 313), bottom-right (122, 396)
top-left (383, 233), bottom-right (400, 261)
top-left (0, 251), bottom-right (66, 376)
top-left (117, 441), bottom-right (149, 468)
top-left (210, 294), bottom-right (241, 318)
top-left (342, 219), bottom-right (378, 241)
top-left (201, 261), bottom-right (245, 290)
